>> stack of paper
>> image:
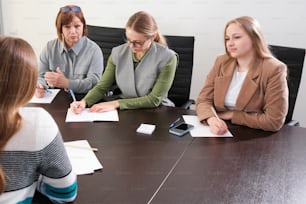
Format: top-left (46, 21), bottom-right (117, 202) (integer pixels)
top-left (136, 123), bottom-right (156, 134)
top-left (64, 140), bottom-right (103, 175)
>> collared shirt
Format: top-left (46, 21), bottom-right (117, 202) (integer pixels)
top-left (38, 36), bottom-right (104, 93)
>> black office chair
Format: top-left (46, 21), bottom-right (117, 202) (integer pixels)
top-left (87, 25), bottom-right (125, 97)
top-left (269, 45), bottom-right (305, 126)
top-left (165, 35), bottom-right (195, 108)
top-left (87, 25), bottom-right (195, 108)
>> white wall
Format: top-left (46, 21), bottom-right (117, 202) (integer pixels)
top-left (0, 0), bottom-right (3, 34)
top-left (2, 0), bottom-right (306, 126)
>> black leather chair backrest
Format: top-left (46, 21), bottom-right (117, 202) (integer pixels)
top-left (269, 45), bottom-right (305, 125)
top-left (165, 35), bottom-right (195, 107)
top-left (87, 25), bottom-right (195, 108)
top-left (87, 25), bottom-right (125, 68)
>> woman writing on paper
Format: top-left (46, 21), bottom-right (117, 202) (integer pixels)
top-left (70, 11), bottom-right (178, 114)
top-left (196, 16), bottom-right (288, 135)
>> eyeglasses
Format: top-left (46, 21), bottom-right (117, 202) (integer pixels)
top-left (60, 6), bottom-right (81, 13)
top-left (126, 40), bottom-right (147, 47)
top-left (125, 38), bottom-right (150, 48)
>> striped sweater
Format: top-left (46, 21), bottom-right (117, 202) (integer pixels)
top-left (0, 107), bottom-right (77, 203)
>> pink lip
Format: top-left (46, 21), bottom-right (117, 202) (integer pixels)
top-left (228, 48), bottom-right (237, 53)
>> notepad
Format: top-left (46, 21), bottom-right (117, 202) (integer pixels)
top-left (136, 123), bottom-right (156, 134)
top-left (65, 108), bottom-right (119, 122)
top-left (182, 115), bottom-right (233, 137)
top-left (28, 89), bottom-right (60, 104)
top-left (64, 140), bottom-right (103, 175)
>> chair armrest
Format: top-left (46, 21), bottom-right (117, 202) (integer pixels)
top-left (180, 99), bottom-right (195, 109)
top-left (286, 120), bottom-right (300, 126)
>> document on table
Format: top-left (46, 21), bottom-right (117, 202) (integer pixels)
top-left (28, 89), bottom-right (60, 104)
top-left (65, 108), bottom-right (119, 122)
top-left (64, 140), bottom-right (103, 175)
top-left (183, 115), bottom-right (233, 137)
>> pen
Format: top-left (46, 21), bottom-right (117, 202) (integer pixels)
top-left (211, 106), bottom-right (221, 121)
top-left (69, 89), bottom-right (77, 102)
top-left (65, 144), bottom-right (98, 152)
top-left (169, 117), bottom-right (181, 128)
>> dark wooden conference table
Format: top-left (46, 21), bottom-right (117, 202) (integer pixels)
top-left (30, 90), bottom-right (306, 204)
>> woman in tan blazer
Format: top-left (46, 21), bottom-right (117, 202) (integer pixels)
top-left (196, 16), bottom-right (288, 135)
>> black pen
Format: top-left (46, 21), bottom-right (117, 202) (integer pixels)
top-left (169, 117), bottom-right (181, 128)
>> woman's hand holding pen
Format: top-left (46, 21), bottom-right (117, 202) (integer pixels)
top-left (207, 117), bottom-right (228, 135)
top-left (44, 67), bottom-right (68, 89)
top-left (35, 83), bottom-right (45, 98)
top-left (70, 100), bottom-right (86, 114)
top-left (207, 107), bottom-right (228, 135)
top-left (71, 100), bottom-right (119, 114)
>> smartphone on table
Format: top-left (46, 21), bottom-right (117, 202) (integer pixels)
top-left (169, 122), bottom-right (194, 137)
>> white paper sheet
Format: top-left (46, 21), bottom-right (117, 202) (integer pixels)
top-left (183, 115), bottom-right (233, 137)
top-left (28, 89), bottom-right (60, 104)
top-left (65, 108), bottom-right (119, 122)
top-left (64, 140), bottom-right (103, 175)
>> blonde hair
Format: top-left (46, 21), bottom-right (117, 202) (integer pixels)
top-left (126, 11), bottom-right (167, 46)
top-left (0, 36), bottom-right (38, 193)
top-left (224, 16), bottom-right (272, 58)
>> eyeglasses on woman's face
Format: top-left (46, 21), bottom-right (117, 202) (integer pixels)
top-left (60, 6), bottom-right (81, 13)
top-left (125, 28), bottom-right (153, 49)
top-left (125, 39), bottom-right (149, 48)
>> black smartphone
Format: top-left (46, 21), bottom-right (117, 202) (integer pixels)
top-left (169, 123), bottom-right (194, 137)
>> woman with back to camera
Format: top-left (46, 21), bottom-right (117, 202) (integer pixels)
top-left (0, 36), bottom-right (77, 203)
top-left (35, 4), bottom-right (103, 98)
top-left (70, 10), bottom-right (178, 114)
top-left (196, 16), bottom-right (288, 135)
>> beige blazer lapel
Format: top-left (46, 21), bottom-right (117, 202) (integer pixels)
top-left (235, 59), bottom-right (262, 110)
top-left (214, 59), bottom-right (236, 110)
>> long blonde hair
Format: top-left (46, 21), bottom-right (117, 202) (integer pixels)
top-left (0, 36), bottom-right (38, 193)
top-left (126, 11), bottom-right (167, 46)
top-left (224, 16), bottom-right (272, 58)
